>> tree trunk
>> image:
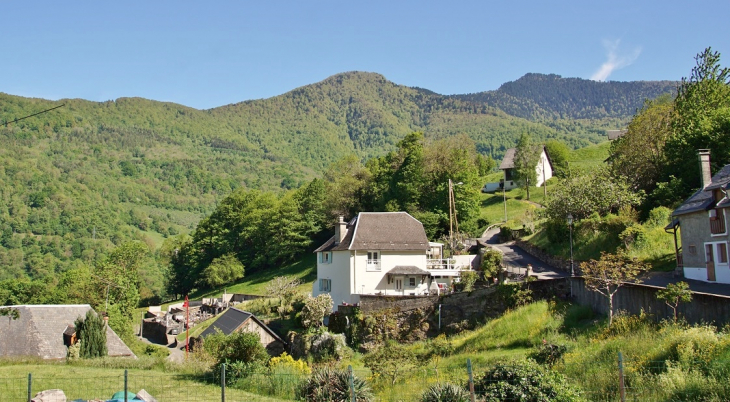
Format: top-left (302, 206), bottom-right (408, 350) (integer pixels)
top-left (608, 294), bottom-right (614, 326)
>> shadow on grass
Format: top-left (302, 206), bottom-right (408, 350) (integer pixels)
top-left (644, 253), bottom-right (676, 272)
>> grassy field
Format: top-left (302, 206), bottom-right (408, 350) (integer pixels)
top-left (0, 361), bottom-right (285, 402)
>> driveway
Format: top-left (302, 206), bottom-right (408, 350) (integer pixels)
top-left (481, 227), bottom-right (568, 280)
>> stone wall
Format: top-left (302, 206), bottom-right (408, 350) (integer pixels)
top-left (514, 239), bottom-right (585, 274)
top-left (358, 294), bottom-right (439, 314)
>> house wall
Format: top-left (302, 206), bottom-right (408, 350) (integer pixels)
top-left (535, 150), bottom-right (553, 187)
top-left (240, 319), bottom-right (285, 356)
top-left (351, 250), bottom-right (428, 296)
top-left (313, 250), bottom-right (352, 309)
top-left (679, 211), bottom-right (730, 283)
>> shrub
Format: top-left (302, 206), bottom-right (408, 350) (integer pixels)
top-left (456, 270), bottom-right (478, 292)
top-left (301, 293), bottom-right (333, 330)
top-left (203, 330), bottom-right (269, 384)
top-left (646, 206), bottom-right (673, 228)
top-left (481, 248), bottom-right (503, 279)
top-left (499, 225), bottom-right (515, 242)
top-left (530, 341), bottom-right (568, 366)
top-left (75, 310), bottom-right (107, 359)
top-left (475, 360), bottom-right (582, 402)
top-left (420, 383), bottom-right (470, 402)
top-left (363, 341), bottom-right (417, 386)
top-left (300, 367), bottom-right (373, 402)
top-left (619, 224), bottom-right (647, 249)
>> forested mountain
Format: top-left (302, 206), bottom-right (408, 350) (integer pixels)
top-left (0, 71), bottom-right (674, 289)
top-left (455, 73), bottom-right (677, 121)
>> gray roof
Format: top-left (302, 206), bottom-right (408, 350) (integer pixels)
top-left (674, 165), bottom-right (730, 216)
top-left (498, 146), bottom-right (552, 171)
top-left (0, 305), bottom-right (135, 359)
top-left (499, 148), bottom-right (517, 170)
top-left (607, 130), bottom-right (627, 140)
top-left (315, 212), bottom-right (429, 252)
top-left (386, 266), bottom-right (430, 275)
top-left (199, 308), bottom-right (284, 344)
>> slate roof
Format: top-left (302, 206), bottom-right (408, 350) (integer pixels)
top-left (499, 148), bottom-right (517, 170)
top-left (0, 305), bottom-right (135, 359)
top-left (607, 130), bottom-right (628, 140)
top-left (386, 266), bottom-right (430, 275)
top-left (198, 308), bottom-right (285, 344)
top-left (674, 165), bottom-right (730, 216)
top-left (315, 212), bottom-right (429, 252)
top-left (498, 146), bottom-right (552, 171)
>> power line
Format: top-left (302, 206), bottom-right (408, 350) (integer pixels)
top-left (3, 104), bottom-right (65, 127)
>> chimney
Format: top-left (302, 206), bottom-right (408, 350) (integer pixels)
top-left (698, 149), bottom-right (712, 189)
top-left (334, 216), bottom-right (347, 245)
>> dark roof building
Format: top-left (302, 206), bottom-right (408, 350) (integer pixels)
top-left (0, 305), bottom-right (135, 360)
top-left (198, 308), bottom-right (285, 355)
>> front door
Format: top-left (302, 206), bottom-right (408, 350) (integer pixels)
top-left (706, 244), bottom-right (716, 281)
top-left (394, 279), bottom-right (403, 293)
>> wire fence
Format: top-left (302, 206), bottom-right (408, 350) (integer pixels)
top-left (2, 355), bottom-right (729, 401)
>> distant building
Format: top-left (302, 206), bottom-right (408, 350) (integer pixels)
top-left (0, 305), bottom-right (135, 360)
top-left (607, 129), bottom-right (627, 140)
top-left (197, 308), bottom-right (286, 356)
top-left (483, 146), bottom-right (553, 193)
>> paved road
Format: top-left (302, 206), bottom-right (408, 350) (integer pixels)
top-left (481, 228), bottom-right (568, 280)
top-left (481, 227), bottom-right (730, 297)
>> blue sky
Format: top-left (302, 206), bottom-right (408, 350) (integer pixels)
top-left (1, 1), bottom-right (728, 109)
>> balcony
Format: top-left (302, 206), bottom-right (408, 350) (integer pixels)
top-left (710, 210), bottom-right (725, 235)
top-left (427, 258), bottom-right (472, 277)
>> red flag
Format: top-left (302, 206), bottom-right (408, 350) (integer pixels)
top-left (183, 295), bottom-right (189, 308)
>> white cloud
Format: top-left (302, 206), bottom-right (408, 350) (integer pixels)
top-left (591, 39), bottom-right (642, 81)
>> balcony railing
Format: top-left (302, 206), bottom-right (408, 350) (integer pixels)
top-left (366, 259), bottom-right (381, 271)
top-left (427, 259), bottom-right (467, 270)
top-left (710, 212), bottom-right (726, 234)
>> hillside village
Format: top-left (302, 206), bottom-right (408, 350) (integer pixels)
top-left (1, 47), bottom-right (730, 401)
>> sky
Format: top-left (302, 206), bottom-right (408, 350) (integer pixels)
top-left (1, 1), bottom-right (728, 110)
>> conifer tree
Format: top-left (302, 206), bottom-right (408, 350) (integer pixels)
top-left (75, 310), bottom-right (107, 358)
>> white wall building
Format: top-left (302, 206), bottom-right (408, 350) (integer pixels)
top-left (312, 212), bottom-right (477, 311)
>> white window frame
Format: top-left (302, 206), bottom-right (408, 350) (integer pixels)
top-left (366, 251), bottom-right (381, 271)
top-left (408, 277), bottom-right (416, 287)
top-left (319, 279), bottom-right (331, 292)
top-left (705, 242), bottom-right (729, 266)
top-left (320, 251), bottom-right (332, 264)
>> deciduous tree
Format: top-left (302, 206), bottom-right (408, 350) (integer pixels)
top-left (513, 133), bottom-right (541, 200)
top-left (656, 281), bottom-right (692, 322)
top-left (580, 252), bottom-right (649, 325)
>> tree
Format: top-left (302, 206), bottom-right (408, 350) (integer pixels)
top-left (543, 167), bottom-right (643, 222)
top-left (301, 293), bottom-right (333, 329)
top-left (75, 309), bottom-right (107, 358)
top-left (580, 252), bottom-right (650, 325)
top-left (544, 140), bottom-right (570, 178)
top-left (513, 133), bottom-right (541, 200)
top-left (656, 281), bottom-right (692, 322)
top-left (664, 47), bottom-right (730, 196)
top-left (609, 95), bottom-right (674, 194)
top-left (363, 341), bottom-right (417, 386)
top-left (0, 307), bottom-right (19, 320)
top-left (93, 241), bottom-right (148, 321)
top-left (202, 253), bottom-right (245, 288)
top-left (265, 276), bottom-right (302, 318)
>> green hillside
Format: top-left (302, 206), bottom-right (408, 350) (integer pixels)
top-left (0, 72), bottom-right (673, 286)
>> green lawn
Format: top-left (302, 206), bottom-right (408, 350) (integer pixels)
top-left (567, 141), bottom-right (611, 172)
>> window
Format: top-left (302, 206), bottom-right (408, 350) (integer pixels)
top-left (409, 277), bottom-right (416, 287)
top-left (719, 243), bottom-right (728, 264)
top-left (320, 252), bottom-right (332, 264)
top-left (319, 279), bottom-right (331, 292)
top-left (710, 208), bottom-right (726, 235)
top-left (688, 245), bottom-right (697, 255)
top-left (367, 251), bottom-right (381, 271)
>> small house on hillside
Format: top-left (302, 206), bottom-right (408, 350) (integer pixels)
top-left (0, 305), bottom-right (135, 360)
top-left (483, 147), bottom-right (553, 193)
top-left (197, 308), bottom-right (285, 356)
top-left (313, 212), bottom-right (478, 312)
top-left (670, 150), bottom-right (730, 284)
top-left (607, 129), bottom-right (627, 140)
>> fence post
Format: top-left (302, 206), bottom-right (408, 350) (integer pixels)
top-left (467, 358), bottom-right (476, 402)
top-left (221, 363), bottom-right (226, 402)
top-left (618, 352), bottom-right (626, 402)
top-left (27, 373), bottom-right (31, 402)
top-left (124, 370), bottom-right (128, 402)
top-left (348, 365), bottom-right (356, 401)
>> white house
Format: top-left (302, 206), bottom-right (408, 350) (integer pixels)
top-left (482, 146), bottom-right (553, 193)
top-left (312, 212), bottom-right (477, 311)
